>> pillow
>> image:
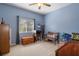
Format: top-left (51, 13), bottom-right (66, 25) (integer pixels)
top-left (72, 33), bottom-right (79, 40)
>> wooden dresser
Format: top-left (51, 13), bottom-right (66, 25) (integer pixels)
top-left (0, 24), bottom-right (10, 55)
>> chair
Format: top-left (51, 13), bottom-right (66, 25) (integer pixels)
top-left (46, 32), bottom-right (59, 44)
top-left (36, 30), bottom-right (42, 40)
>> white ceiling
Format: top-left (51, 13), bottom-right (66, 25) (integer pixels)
top-left (7, 3), bottom-right (71, 15)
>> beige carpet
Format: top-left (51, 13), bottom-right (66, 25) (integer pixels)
top-left (4, 41), bottom-right (64, 56)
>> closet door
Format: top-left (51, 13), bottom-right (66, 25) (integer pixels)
top-left (0, 24), bottom-right (10, 54)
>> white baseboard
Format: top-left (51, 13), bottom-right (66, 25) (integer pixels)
top-left (10, 42), bottom-right (16, 46)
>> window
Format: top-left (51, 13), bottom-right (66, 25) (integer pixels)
top-left (19, 17), bottom-right (34, 33)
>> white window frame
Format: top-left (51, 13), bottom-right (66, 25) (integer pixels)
top-left (19, 17), bottom-right (34, 33)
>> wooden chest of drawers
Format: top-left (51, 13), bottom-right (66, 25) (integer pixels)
top-left (21, 36), bottom-right (34, 45)
top-left (0, 24), bottom-right (10, 55)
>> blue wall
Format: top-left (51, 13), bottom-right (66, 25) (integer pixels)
top-left (0, 4), bottom-right (44, 44)
top-left (45, 3), bottom-right (79, 34)
top-left (1, 3), bottom-right (79, 44)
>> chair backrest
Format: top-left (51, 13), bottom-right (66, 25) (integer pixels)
top-left (47, 32), bottom-right (59, 39)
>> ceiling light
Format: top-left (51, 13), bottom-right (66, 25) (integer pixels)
top-left (29, 3), bottom-right (51, 10)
